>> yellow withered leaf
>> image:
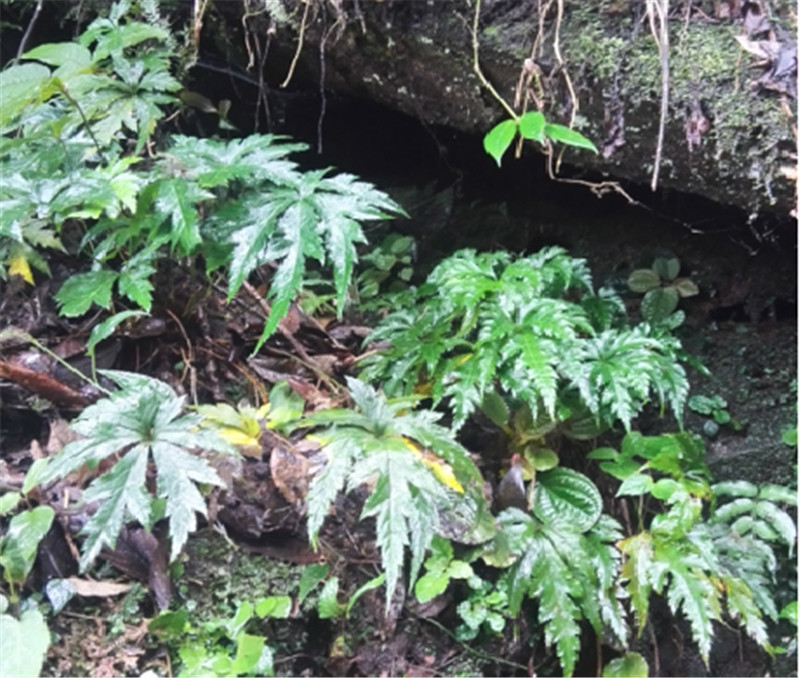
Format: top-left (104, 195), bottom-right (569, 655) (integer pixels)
top-left (8, 252), bottom-right (33, 284)
top-left (401, 436), bottom-right (464, 494)
top-left (218, 427), bottom-right (262, 458)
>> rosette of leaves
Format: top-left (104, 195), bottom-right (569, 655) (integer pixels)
top-left (362, 247), bottom-right (689, 431)
top-left (479, 468), bottom-right (627, 677)
top-left (627, 254), bottom-right (699, 326)
top-left (299, 377), bottom-right (485, 609)
top-left (34, 371), bottom-right (236, 570)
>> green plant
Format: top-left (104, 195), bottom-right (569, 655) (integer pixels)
top-left (362, 247), bottom-right (689, 431)
top-left (0, 594), bottom-right (51, 678)
top-left (0, 499), bottom-right (54, 603)
top-left (196, 380), bottom-right (306, 457)
top-left (33, 370), bottom-right (236, 569)
top-left (477, 470), bottom-right (626, 677)
top-left (480, 395), bottom-right (560, 471)
top-left (483, 111), bottom-right (598, 166)
top-left (627, 254), bottom-right (699, 326)
top-left (688, 393), bottom-right (742, 436)
top-left (601, 652), bottom-right (649, 678)
top-left (317, 572), bottom-right (386, 620)
top-left (300, 377), bottom-right (487, 609)
top-left (0, 0), bottom-right (181, 283)
top-left (148, 595), bottom-right (291, 677)
top-left (454, 575), bottom-right (509, 642)
top-left (413, 536), bottom-right (473, 604)
top-left (591, 432), bottom-right (796, 665)
top-left (2, 3), bottom-right (405, 351)
top-left (356, 232), bottom-right (416, 305)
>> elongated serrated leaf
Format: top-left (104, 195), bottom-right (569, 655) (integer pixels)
top-left (723, 576), bottom-right (769, 647)
top-left (753, 501), bottom-right (797, 550)
top-left (323, 214), bottom-right (365, 316)
top-left (154, 178), bottom-right (210, 254)
top-left (619, 532), bottom-right (654, 631)
top-left (151, 443), bottom-right (223, 560)
top-left (79, 447), bottom-right (151, 570)
top-left (757, 484), bottom-right (797, 505)
top-left (712, 480), bottom-right (758, 498)
top-left (483, 119), bottom-right (517, 166)
top-left (306, 436), bottom-right (357, 545)
top-left (659, 547), bottom-right (720, 663)
top-left (87, 310), bottom-right (147, 355)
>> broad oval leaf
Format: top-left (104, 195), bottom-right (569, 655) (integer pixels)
top-left (518, 111), bottom-right (546, 142)
top-left (483, 119), bottom-right (517, 167)
top-left (616, 472), bottom-right (654, 497)
top-left (641, 286), bottom-right (679, 324)
top-left (23, 42), bottom-right (91, 77)
top-left (652, 256), bottom-right (680, 281)
top-left (543, 123), bottom-right (598, 153)
top-left (524, 445), bottom-right (559, 471)
top-left (673, 278), bottom-right (699, 298)
top-left (0, 63), bottom-right (50, 125)
top-left (602, 651), bottom-right (649, 677)
top-left (0, 506), bottom-right (55, 584)
top-left (534, 467), bottom-right (602, 532)
top-left (0, 604), bottom-right (51, 678)
top-left (480, 390), bottom-right (510, 429)
top-left (627, 268), bottom-right (661, 293)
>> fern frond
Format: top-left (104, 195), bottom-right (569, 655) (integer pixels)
top-left (723, 575), bottom-right (771, 648)
top-left (163, 134), bottom-right (304, 189)
top-left (79, 446), bottom-right (151, 569)
top-left (306, 434), bottom-right (359, 545)
top-left (657, 548), bottom-right (721, 663)
top-left (302, 379), bottom-right (486, 609)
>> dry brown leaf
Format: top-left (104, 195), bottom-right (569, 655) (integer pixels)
top-left (66, 577), bottom-right (130, 597)
top-left (47, 417), bottom-right (80, 456)
top-left (270, 445), bottom-right (310, 503)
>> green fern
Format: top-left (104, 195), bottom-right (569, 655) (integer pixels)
top-left (362, 247), bottom-right (688, 431)
top-left (35, 371), bottom-right (236, 569)
top-left (300, 378), bottom-right (484, 609)
top-left (602, 434), bottom-right (795, 664)
top-left (483, 469), bottom-right (625, 677)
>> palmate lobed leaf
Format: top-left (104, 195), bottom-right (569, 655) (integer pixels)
top-left (304, 379), bottom-right (483, 609)
top-left (365, 247), bottom-right (689, 434)
top-left (351, 439), bottom-right (442, 608)
top-left (37, 370), bottom-right (234, 570)
top-left (493, 507), bottom-right (613, 677)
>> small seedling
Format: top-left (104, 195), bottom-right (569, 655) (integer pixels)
top-left (688, 394), bottom-right (742, 437)
top-left (627, 254), bottom-right (699, 326)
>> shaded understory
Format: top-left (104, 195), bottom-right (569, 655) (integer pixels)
top-left (1, 96), bottom-right (796, 677)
